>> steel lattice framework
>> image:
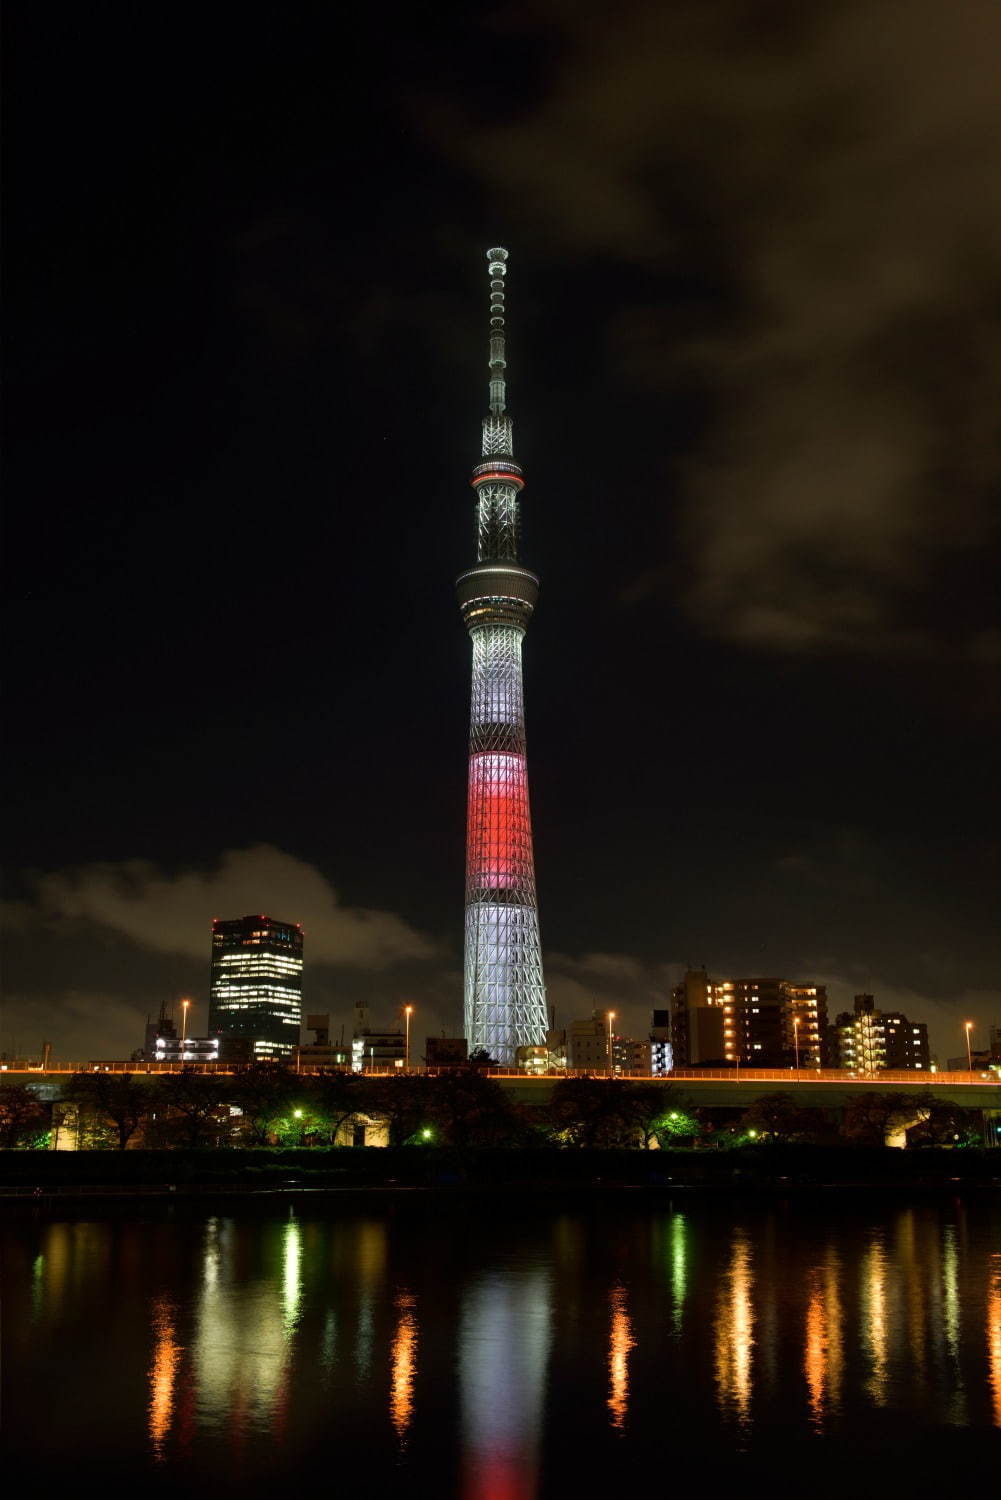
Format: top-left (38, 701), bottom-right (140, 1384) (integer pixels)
top-left (456, 248), bottom-right (548, 1065)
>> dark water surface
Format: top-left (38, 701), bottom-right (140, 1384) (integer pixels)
top-left (3, 1194), bottom-right (999, 1492)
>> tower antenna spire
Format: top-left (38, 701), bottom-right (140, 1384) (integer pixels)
top-left (486, 246), bottom-right (508, 415)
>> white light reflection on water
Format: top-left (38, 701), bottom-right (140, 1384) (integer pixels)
top-left (355, 1221), bottom-right (386, 1378)
top-left (714, 1228), bottom-right (755, 1432)
top-left (282, 1216), bottom-right (302, 1336)
top-left (942, 1222), bottom-right (967, 1424)
top-left (459, 1270), bottom-right (552, 1500)
top-left (320, 1309), bottom-right (338, 1384)
top-left (897, 1208), bottom-right (926, 1381)
top-left (192, 1216), bottom-right (300, 1436)
top-left (862, 1235), bottom-right (889, 1405)
top-left (943, 1224), bottom-right (961, 1361)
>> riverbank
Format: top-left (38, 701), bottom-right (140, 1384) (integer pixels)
top-left (1, 1144), bottom-right (998, 1198)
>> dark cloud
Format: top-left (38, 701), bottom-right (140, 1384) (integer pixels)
top-left (434, 0), bottom-right (1001, 656)
top-left (5, 845), bottom-right (436, 967)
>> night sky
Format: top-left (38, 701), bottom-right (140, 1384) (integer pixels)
top-left (5, 1), bottom-right (1000, 1063)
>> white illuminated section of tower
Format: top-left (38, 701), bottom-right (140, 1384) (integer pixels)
top-left (456, 247), bottom-right (548, 1065)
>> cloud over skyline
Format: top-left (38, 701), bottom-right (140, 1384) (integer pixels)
top-left (6, 844), bottom-right (437, 969)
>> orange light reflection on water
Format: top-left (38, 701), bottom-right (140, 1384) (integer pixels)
top-left (714, 1230), bottom-right (754, 1430)
top-left (804, 1251), bottom-right (842, 1430)
top-left (607, 1284), bottom-right (634, 1431)
top-left (390, 1290), bottom-right (418, 1442)
top-left (862, 1236), bottom-right (889, 1404)
top-left (148, 1295), bottom-right (181, 1461)
top-left (988, 1254), bottom-right (1001, 1428)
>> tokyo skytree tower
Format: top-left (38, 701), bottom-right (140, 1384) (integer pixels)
top-left (456, 247), bottom-right (548, 1065)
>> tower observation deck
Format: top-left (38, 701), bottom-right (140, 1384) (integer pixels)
top-left (457, 247), bottom-right (548, 1065)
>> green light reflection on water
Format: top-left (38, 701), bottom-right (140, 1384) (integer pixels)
top-left (671, 1213), bottom-right (687, 1334)
top-left (31, 1252), bottom-right (44, 1320)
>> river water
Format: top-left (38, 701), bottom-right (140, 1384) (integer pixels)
top-left (3, 1194), bottom-right (999, 1491)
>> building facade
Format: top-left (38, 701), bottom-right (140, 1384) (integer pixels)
top-left (613, 1038), bottom-right (653, 1075)
top-left (649, 1010), bottom-right (673, 1076)
top-left (669, 970), bottom-right (725, 1065)
top-left (671, 971), bottom-right (828, 1068)
top-left (835, 994), bottom-right (930, 1072)
top-left (458, 248), bottom-right (548, 1066)
top-left (567, 1011), bottom-right (614, 1073)
top-left (295, 1013), bottom-right (350, 1070)
top-left (207, 915), bottom-right (303, 1059)
top-left (351, 1000), bottom-right (404, 1073)
top-left (153, 1037), bottom-right (221, 1064)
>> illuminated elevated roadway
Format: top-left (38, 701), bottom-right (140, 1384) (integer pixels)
top-left (491, 1068), bottom-right (1001, 1111)
top-left (6, 1065), bottom-right (998, 1113)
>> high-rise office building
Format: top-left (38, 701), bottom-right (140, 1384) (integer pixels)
top-left (835, 994), bottom-right (930, 1072)
top-left (457, 248), bottom-right (548, 1065)
top-left (207, 915), bottom-right (303, 1059)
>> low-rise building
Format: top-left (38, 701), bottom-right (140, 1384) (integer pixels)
top-left (515, 1044), bottom-right (550, 1075)
top-left (650, 1009), bottom-right (673, 1076)
top-left (294, 1013), bottom-right (350, 1070)
top-left (613, 1038), bottom-right (652, 1076)
top-left (153, 1037), bottom-right (221, 1064)
top-left (567, 1011), bottom-right (613, 1073)
top-left (351, 1000), bottom-right (405, 1073)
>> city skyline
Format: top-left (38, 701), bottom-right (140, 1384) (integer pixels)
top-left (4, 4), bottom-right (999, 1070)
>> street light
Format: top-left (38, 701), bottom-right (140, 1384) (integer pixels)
top-left (964, 1021), bottom-right (974, 1073)
top-left (180, 999), bottom-right (191, 1045)
top-left (793, 1016), bottom-right (801, 1072)
top-left (404, 1004), bottom-right (413, 1072)
top-left (607, 1011), bottom-right (616, 1080)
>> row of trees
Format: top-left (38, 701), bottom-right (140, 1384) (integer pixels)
top-left (0, 1072), bottom-right (985, 1150)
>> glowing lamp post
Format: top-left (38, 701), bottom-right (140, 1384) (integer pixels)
top-left (180, 999), bottom-right (191, 1045)
top-left (793, 1016), bottom-right (801, 1073)
top-left (964, 1021), bottom-right (974, 1073)
top-left (404, 1005), bottom-right (414, 1072)
top-left (607, 1011), bottom-right (616, 1080)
